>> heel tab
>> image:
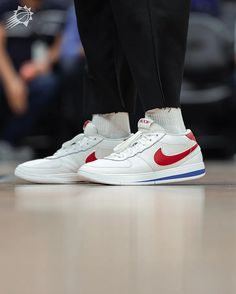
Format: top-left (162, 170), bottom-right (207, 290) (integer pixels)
top-left (186, 131), bottom-right (197, 142)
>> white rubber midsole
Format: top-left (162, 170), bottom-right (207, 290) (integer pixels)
top-left (78, 162), bottom-right (206, 185)
top-left (15, 168), bottom-right (81, 184)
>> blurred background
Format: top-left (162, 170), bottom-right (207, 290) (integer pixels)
top-left (0, 0), bottom-right (236, 164)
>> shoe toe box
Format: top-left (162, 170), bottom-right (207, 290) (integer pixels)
top-left (15, 158), bottom-right (62, 175)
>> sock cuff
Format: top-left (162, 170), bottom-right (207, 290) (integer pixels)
top-left (92, 112), bottom-right (131, 139)
top-left (146, 108), bottom-right (186, 134)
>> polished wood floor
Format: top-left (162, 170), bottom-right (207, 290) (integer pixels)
top-left (0, 161), bottom-right (236, 294)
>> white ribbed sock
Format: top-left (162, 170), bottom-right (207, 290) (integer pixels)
top-left (146, 108), bottom-right (186, 134)
top-left (92, 112), bottom-right (131, 139)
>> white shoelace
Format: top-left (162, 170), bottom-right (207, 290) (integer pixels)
top-left (110, 131), bottom-right (160, 159)
top-left (53, 134), bottom-right (97, 157)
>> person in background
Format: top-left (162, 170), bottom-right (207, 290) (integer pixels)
top-left (0, 0), bottom-right (66, 161)
top-left (59, 4), bottom-right (86, 141)
top-left (60, 5), bottom-right (84, 71)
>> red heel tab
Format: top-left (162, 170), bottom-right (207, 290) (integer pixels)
top-left (83, 120), bottom-right (91, 130)
top-left (186, 131), bottom-right (197, 142)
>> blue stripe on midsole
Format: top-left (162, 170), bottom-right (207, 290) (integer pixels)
top-left (138, 169), bottom-right (206, 183)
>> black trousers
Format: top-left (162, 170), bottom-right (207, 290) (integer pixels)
top-left (74, 0), bottom-right (190, 115)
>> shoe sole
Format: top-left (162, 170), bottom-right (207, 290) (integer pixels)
top-left (15, 167), bottom-right (81, 184)
top-left (78, 162), bottom-right (206, 186)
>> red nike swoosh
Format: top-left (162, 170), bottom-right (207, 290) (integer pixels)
top-left (85, 152), bottom-right (97, 163)
top-left (154, 144), bottom-right (198, 166)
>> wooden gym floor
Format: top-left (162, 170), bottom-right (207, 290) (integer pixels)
top-left (0, 160), bottom-right (236, 294)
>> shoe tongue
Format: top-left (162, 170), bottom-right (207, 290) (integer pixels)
top-left (138, 118), bottom-right (165, 133)
top-left (83, 120), bottom-right (98, 136)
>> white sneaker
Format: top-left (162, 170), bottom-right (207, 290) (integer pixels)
top-left (78, 118), bottom-right (206, 185)
top-left (15, 121), bottom-right (126, 183)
